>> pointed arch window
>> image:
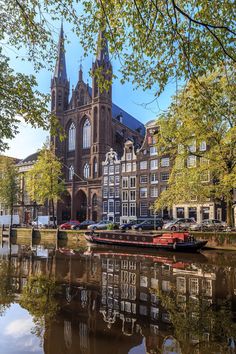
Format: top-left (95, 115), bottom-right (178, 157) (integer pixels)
top-left (68, 122), bottom-right (76, 151)
top-left (68, 165), bottom-right (74, 180)
top-left (83, 163), bottom-right (90, 179)
top-left (83, 118), bottom-right (91, 149)
top-left (93, 157), bottom-right (98, 177)
top-left (92, 194), bottom-right (97, 207)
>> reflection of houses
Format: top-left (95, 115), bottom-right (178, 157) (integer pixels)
top-left (2, 240), bottom-right (236, 353)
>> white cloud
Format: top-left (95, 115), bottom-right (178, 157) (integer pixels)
top-left (4, 317), bottom-right (34, 338)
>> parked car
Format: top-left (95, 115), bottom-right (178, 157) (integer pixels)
top-left (72, 220), bottom-right (96, 230)
top-left (163, 218), bottom-right (196, 231)
top-left (87, 220), bottom-right (114, 230)
top-left (190, 219), bottom-right (227, 231)
top-left (119, 220), bottom-right (142, 231)
top-left (60, 220), bottom-right (80, 230)
top-left (132, 219), bottom-right (164, 231)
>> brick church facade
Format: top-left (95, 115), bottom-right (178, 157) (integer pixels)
top-left (52, 25), bottom-right (145, 223)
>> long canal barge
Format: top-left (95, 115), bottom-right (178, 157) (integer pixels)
top-left (85, 231), bottom-right (207, 252)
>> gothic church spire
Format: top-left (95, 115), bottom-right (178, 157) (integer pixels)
top-left (54, 22), bottom-right (67, 82)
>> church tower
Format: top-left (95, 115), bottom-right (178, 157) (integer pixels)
top-left (51, 23), bottom-right (69, 114)
top-left (91, 30), bottom-right (113, 177)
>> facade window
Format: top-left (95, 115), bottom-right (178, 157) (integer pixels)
top-left (122, 164), bottom-right (125, 172)
top-left (189, 141), bottom-right (196, 153)
top-left (115, 187), bottom-right (119, 198)
top-left (68, 165), bottom-right (74, 180)
top-left (176, 277), bottom-right (186, 294)
top-left (201, 171), bottom-right (210, 182)
top-left (103, 201), bottom-right (108, 213)
top-left (199, 141), bottom-right (207, 151)
top-left (115, 201), bottom-right (120, 213)
top-left (187, 155), bottom-right (196, 168)
top-left (150, 186), bottom-right (158, 198)
top-left (104, 166), bottom-right (108, 174)
top-left (161, 172), bottom-right (169, 181)
top-left (109, 165), bottom-right (114, 174)
top-left (115, 165), bottom-right (120, 174)
top-left (161, 158), bottom-right (170, 167)
top-left (122, 177), bottom-right (128, 188)
top-left (151, 173), bottom-right (158, 184)
top-left (189, 278), bottom-right (199, 295)
top-left (150, 159), bottom-right (158, 170)
top-left (130, 190), bottom-right (136, 201)
top-left (126, 163), bottom-right (132, 172)
top-left (109, 175), bottom-right (114, 185)
top-left (176, 207), bottom-right (184, 218)
top-left (115, 175), bottom-right (120, 185)
top-left (82, 119), bottom-right (91, 148)
top-left (83, 163), bottom-right (90, 179)
top-left (140, 161), bottom-right (147, 170)
top-left (68, 122), bottom-right (76, 151)
top-left (104, 176), bottom-right (108, 185)
top-left (132, 162), bottom-right (136, 171)
top-left (140, 187), bottom-right (148, 198)
top-left (160, 185), bottom-right (167, 193)
top-left (140, 175), bottom-right (148, 184)
top-left (130, 176), bottom-right (136, 188)
top-left (109, 187), bottom-right (114, 198)
top-left (92, 194), bottom-right (97, 206)
top-left (126, 153), bottom-right (132, 160)
top-left (122, 203), bottom-right (128, 216)
top-left (140, 202), bottom-right (148, 217)
top-left (150, 146), bottom-right (158, 156)
top-left (130, 203), bottom-right (136, 217)
top-left (103, 187), bottom-right (108, 198)
top-left (122, 191), bottom-right (128, 201)
top-left (108, 200), bottom-right (114, 213)
top-left (188, 207), bottom-right (197, 220)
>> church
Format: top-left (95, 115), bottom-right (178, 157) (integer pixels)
top-left (52, 25), bottom-right (145, 223)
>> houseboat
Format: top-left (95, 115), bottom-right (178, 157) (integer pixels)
top-left (85, 231), bottom-right (207, 252)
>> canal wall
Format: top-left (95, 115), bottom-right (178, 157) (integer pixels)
top-left (2, 228), bottom-right (236, 251)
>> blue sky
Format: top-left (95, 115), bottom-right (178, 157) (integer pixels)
top-left (4, 21), bottom-right (175, 159)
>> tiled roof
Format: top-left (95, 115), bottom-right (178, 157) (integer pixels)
top-left (18, 152), bottom-right (39, 165)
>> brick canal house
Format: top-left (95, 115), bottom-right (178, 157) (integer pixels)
top-left (52, 25), bottom-right (145, 223)
top-left (101, 120), bottom-right (172, 224)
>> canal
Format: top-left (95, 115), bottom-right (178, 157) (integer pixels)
top-left (0, 239), bottom-right (236, 354)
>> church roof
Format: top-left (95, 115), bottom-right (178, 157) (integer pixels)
top-left (54, 23), bottom-right (67, 82)
top-left (112, 103), bottom-right (145, 135)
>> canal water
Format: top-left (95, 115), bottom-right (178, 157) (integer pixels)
top-left (0, 239), bottom-right (236, 354)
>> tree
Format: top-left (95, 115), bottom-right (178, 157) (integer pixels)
top-left (26, 144), bottom-right (65, 227)
top-left (1, 1), bottom-right (235, 151)
top-left (0, 157), bottom-right (20, 227)
top-left (154, 69), bottom-right (236, 226)
top-left (19, 274), bottom-right (59, 341)
top-left (0, 259), bottom-right (15, 316)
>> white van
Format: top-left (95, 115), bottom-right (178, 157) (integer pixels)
top-left (0, 215), bottom-right (20, 227)
top-left (31, 216), bottom-right (57, 228)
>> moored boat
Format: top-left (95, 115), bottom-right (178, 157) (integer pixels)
top-left (85, 231), bottom-right (207, 252)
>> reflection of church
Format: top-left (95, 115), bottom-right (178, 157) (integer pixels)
top-left (52, 25), bottom-right (145, 223)
top-left (3, 238), bottom-right (236, 353)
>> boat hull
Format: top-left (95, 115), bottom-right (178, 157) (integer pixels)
top-left (85, 232), bottom-right (207, 252)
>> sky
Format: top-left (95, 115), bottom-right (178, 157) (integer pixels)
top-left (3, 21), bottom-right (176, 160)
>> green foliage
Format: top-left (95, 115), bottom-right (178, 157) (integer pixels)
top-left (1, 1), bottom-right (235, 151)
top-left (156, 288), bottom-right (236, 353)
top-left (0, 259), bottom-right (15, 316)
top-left (0, 157), bottom-right (20, 225)
top-left (19, 274), bottom-right (59, 341)
top-left (155, 69), bottom-right (236, 225)
top-left (26, 144), bottom-right (65, 225)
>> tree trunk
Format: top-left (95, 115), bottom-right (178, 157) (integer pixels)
top-left (10, 205), bottom-right (13, 228)
top-left (51, 199), bottom-right (55, 228)
top-left (226, 196), bottom-right (233, 228)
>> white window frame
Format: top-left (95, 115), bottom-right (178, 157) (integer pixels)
top-left (150, 146), bottom-right (158, 156)
top-left (161, 158), bottom-right (170, 167)
top-left (140, 161), bottom-right (147, 170)
top-left (150, 159), bottom-right (158, 170)
top-left (83, 163), bottom-right (90, 179)
top-left (140, 187), bottom-right (148, 198)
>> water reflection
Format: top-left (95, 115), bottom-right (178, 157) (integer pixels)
top-left (0, 239), bottom-right (236, 353)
